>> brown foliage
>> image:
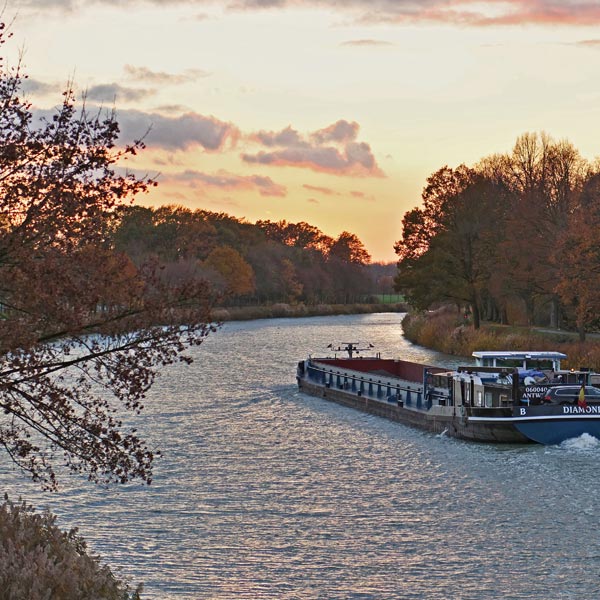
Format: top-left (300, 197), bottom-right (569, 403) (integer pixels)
top-left (395, 132), bottom-right (597, 334)
top-left (0, 497), bottom-right (141, 599)
top-left (203, 245), bottom-right (256, 296)
top-left (0, 28), bottom-right (216, 489)
top-left (329, 231), bottom-right (371, 265)
top-left (403, 310), bottom-right (600, 370)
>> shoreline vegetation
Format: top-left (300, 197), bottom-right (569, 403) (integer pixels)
top-left (392, 133), bottom-right (600, 339)
top-left (213, 304), bottom-right (600, 372)
top-left (0, 498), bottom-right (141, 600)
top-left (211, 302), bottom-right (407, 322)
top-left (402, 307), bottom-right (600, 371)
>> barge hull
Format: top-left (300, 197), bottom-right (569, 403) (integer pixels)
top-left (298, 378), bottom-right (530, 444)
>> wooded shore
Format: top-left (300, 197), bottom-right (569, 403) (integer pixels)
top-left (211, 302), bottom-right (407, 322)
top-left (212, 305), bottom-right (600, 372)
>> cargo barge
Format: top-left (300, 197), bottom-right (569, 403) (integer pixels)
top-left (296, 345), bottom-right (600, 444)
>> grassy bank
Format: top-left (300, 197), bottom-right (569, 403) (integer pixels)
top-left (402, 308), bottom-right (600, 370)
top-left (211, 302), bottom-right (407, 322)
top-left (0, 498), bottom-right (141, 599)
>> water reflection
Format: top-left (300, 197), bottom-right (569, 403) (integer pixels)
top-left (2, 313), bottom-right (600, 599)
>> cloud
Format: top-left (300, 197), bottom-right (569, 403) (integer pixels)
top-left (87, 83), bottom-right (153, 103)
top-left (19, 0), bottom-right (75, 9)
top-left (164, 169), bottom-right (287, 196)
top-left (303, 184), bottom-right (338, 195)
top-left (243, 120), bottom-right (383, 177)
top-left (18, 0), bottom-right (600, 27)
top-left (153, 104), bottom-right (192, 114)
top-left (362, 0), bottom-right (600, 27)
top-left (253, 125), bottom-right (304, 147)
top-left (30, 104), bottom-right (229, 154)
top-left (117, 109), bottom-right (240, 151)
top-left (350, 189), bottom-right (376, 201)
top-left (575, 39), bottom-right (600, 47)
top-left (311, 120), bottom-right (359, 144)
top-left (341, 39), bottom-right (394, 46)
top-left (21, 78), bottom-right (61, 96)
top-left (242, 145), bottom-right (382, 177)
top-left (281, 1), bottom-right (600, 27)
top-left (124, 65), bottom-right (210, 85)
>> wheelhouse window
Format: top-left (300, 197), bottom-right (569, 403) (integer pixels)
top-left (485, 392), bottom-right (493, 407)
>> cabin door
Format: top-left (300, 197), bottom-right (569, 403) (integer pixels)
top-left (454, 379), bottom-right (472, 406)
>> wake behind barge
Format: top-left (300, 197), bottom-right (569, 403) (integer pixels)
top-left (296, 345), bottom-right (600, 444)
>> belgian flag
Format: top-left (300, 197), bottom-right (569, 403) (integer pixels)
top-left (578, 384), bottom-right (588, 409)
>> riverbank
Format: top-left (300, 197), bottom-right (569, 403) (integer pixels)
top-left (211, 302), bottom-right (407, 322)
top-left (402, 308), bottom-right (600, 370)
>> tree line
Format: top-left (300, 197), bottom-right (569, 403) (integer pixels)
top-left (113, 207), bottom-right (395, 306)
top-left (0, 16), bottom-right (394, 490)
top-left (394, 132), bottom-right (600, 339)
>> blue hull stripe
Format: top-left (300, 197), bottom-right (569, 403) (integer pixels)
top-left (515, 421), bottom-right (600, 444)
top-left (468, 415), bottom-right (600, 423)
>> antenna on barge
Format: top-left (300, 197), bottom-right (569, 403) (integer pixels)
top-left (327, 342), bottom-right (374, 358)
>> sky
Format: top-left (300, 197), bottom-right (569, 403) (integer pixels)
top-left (8, 0), bottom-right (600, 261)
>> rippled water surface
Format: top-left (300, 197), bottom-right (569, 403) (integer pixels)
top-left (4, 313), bottom-right (600, 599)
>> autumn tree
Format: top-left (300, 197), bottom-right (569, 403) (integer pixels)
top-left (279, 258), bottom-right (303, 302)
top-left (114, 205), bottom-right (217, 263)
top-left (202, 211), bottom-right (264, 254)
top-left (293, 248), bottom-right (334, 304)
top-left (329, 231), bottom-right (371, 265)
top-left (497, 133), bottom-right (588, 325)
top-left (256, 219), bottom-right (333, 256)
top-left (152, 205), bottom-right (218, 261)
top-left (203, 245), bottom-right (255, 296)
top-left (112, 205), bottom-right (156, 263)
top-left (244, 249), bottom-right (305, 304)
top-left (396, 134), bottom-right (593, 329)
top-left (394, 166), bottom-right (504, 328)
top-left (0, 29), bottom-right (215, 489)
top-left (395, 165), bottom-right (475, 262)
top-left (556, 172), bottom-right (600, 340)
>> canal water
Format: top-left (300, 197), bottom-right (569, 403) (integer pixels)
top-left (3, 313), bottom-right (600, 599)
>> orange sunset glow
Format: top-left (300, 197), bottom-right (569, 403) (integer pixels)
top-left (12, 0), bottom-right (600, 261)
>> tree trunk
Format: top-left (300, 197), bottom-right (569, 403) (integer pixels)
top-left (471, 302), bottom-right (481, 329)
top-left (549, 296), bottom-right (560, 329)
top-left (525, 296), bottom-right (535, 326)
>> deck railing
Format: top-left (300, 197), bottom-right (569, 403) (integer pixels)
top-left (306, 362), bottom-right (428, 407)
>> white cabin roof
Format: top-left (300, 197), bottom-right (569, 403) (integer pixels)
top-left (472, 350), bottom-right (567, 371)
top-left (472, 351), bottom-right (567, 360)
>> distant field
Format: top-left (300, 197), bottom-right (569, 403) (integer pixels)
top-left (372, 294), bottom-right (405, 304)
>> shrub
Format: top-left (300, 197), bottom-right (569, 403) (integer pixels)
top-left (402, 310), bottom-right (600, 370)
top-left (0, 498), bottom-right (141, 600)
